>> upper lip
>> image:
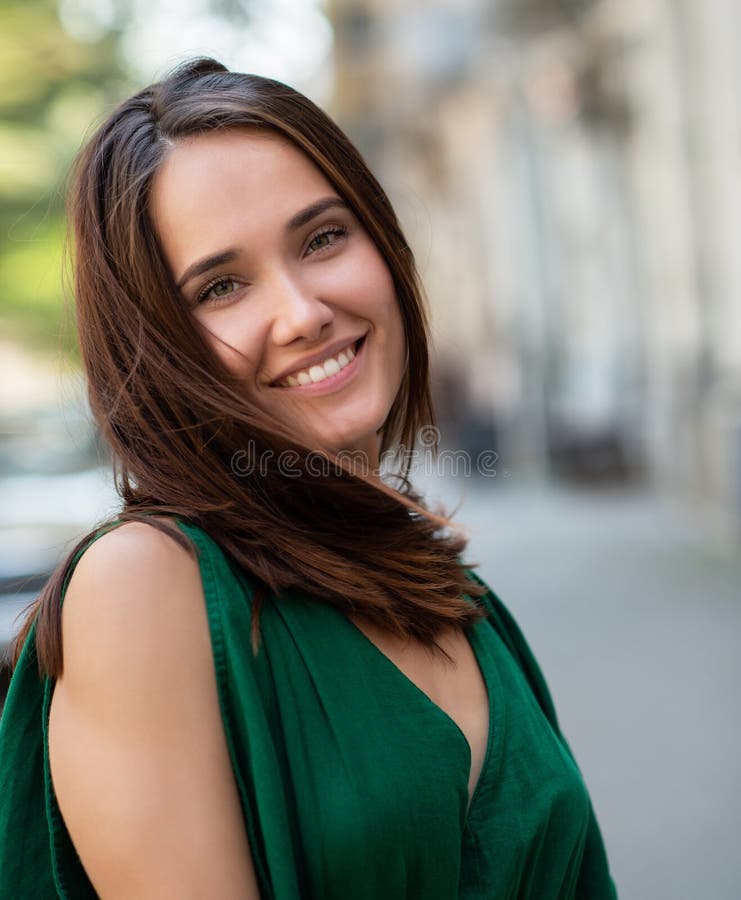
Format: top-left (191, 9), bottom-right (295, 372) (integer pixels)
top-left (268, 334), bottom-right (365, 385)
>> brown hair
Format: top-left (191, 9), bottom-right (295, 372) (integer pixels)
top-left (12, 57), bottom-right (486, 676)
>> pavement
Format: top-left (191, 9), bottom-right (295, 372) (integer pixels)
top-left (414, 472), bottom-right (741, 900)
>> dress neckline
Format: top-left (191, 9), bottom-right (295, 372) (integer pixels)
top-left (343, 614), bottom-right (496, 818)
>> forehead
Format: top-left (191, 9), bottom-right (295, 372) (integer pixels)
top-left (150, 129), bottom-right (337, 267)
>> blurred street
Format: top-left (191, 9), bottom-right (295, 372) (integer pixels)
top-left (417, 474), bottom-right (741, 900)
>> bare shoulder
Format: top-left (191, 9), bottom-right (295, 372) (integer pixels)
top-left (56, 516), bottom-right (216, 752)
top-left (67, 518), bottom-right (198, 605)
top-left (50, 519), bottom-right (261, 897)
top-left (60, 520), bottom-right (204, 683)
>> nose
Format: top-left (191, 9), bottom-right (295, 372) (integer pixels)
top-left (269, 270), bottom-right (334, 346)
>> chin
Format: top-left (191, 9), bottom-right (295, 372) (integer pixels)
top-left (316, 426), bottom-right (381, 461)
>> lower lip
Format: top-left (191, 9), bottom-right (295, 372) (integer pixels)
top-left (273, 338), bottom-right (366, 397)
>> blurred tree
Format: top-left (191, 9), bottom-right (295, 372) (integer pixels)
top-left (0, 0), bottom-right (130, 351)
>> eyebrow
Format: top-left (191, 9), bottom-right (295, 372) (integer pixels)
top-left (286, 196), bottom-right (348, 231)
top-left (176, 249), bottom-right (241, 290)
top-left (175, 196), bottom-right (350, 290)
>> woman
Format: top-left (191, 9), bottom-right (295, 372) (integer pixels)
top-left (0, 59), bottom-right (617, 898)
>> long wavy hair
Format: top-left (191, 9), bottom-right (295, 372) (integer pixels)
top-left (12, 58), bottom-right (486, 676)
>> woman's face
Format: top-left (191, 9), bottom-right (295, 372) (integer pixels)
top-left (150, 129), bottom-right (407, 466)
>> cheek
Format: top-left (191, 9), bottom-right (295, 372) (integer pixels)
top-left (364, 265), bottom-right (405, 353)
top-left (350, 241), bottom-right (396, 303)
top-left (195, 310), bottom-right (265, 379)
top-left (381, 302), bottom-right (407, 406)
top-left (387, 293), bottom-right (407, 356)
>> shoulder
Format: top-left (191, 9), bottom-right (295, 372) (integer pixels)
top-left (465, 566), bottom-right (560, 727)
top-left (59, 519), bottom-right (210, 689)
top-left (49, 519), bottom-right (262, 896)
top-left (70, 517), bottom-right (197, 585)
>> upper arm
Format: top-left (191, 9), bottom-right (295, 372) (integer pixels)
top-left (48, 522), bottom-right (262, 899)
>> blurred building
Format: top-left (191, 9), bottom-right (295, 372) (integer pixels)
top-left (326, 0), bottom-right (741, 540)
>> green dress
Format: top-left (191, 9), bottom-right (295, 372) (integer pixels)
top-left (0, 519), bottom-right (618, 899)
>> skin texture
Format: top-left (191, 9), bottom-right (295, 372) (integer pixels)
top-left (150, 129), bottom-right (408, 467)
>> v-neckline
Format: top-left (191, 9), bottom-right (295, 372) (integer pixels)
top-left (343, 614), bottom-right (495, 818)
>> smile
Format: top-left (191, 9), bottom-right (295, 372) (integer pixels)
top-left (275, 337), bottom-right (365, 388)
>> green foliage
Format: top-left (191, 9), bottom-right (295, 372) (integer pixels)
top-left (0, 216), bottom-right (79, 355)
top-left (0, 0), bottom-right (129, 352)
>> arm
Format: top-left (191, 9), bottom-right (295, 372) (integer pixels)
top-left (48, 522), bottom-right (262, 899)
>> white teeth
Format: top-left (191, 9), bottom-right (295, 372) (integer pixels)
top-left (278, 340), bottom-right (360, 387)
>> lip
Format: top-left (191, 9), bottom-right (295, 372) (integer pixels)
top-left (268, 334), bottom-right (366, 386)
top-left (271, 335), bottom-right (366, 395)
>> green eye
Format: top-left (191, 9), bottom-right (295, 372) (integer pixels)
top-left (198, 278), bottom-right (240, 305)
top-left (307, 225), bottom-right (348, 255)
top-left (212, 279), bottom-right (235, 297)
top-left (311, 233), bottom-right (332, 250)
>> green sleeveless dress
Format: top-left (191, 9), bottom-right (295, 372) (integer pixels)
top-left (0, 519), bottom-right (617, 898)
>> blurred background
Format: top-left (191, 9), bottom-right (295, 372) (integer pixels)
top-left (1, 0), bottom-right (740, 897)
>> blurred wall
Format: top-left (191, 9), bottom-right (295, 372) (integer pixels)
top-left (327, 0), bottom-right (741, 541)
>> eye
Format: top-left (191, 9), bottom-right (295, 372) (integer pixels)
top-left (197, 277), bottom-right (242, 306)
top-left (305, 225), bottom-right (348, 256)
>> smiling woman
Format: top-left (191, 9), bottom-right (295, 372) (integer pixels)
top-left (150, 129), bottom-right (406, 460)
top-left (0, 59), bottom-right (618, 899)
